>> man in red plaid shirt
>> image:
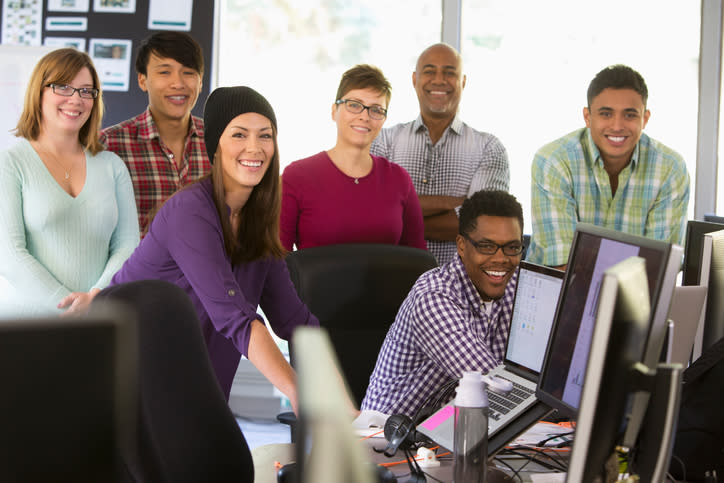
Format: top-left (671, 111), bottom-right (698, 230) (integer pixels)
top-left (100, 32), bottom-right (211, 234)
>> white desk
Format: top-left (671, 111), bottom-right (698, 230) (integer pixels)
top-left (251, 441), bottom-right (563, 482)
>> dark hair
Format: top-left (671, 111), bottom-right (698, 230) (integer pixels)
top-left (335, 64), bottom-right (392, 106)
top-left (210, 127), bottom-right (285, 265)
top-left (587, 64), bottom-right (648, 107)
top-left (15, 48), bottom-right (105, 155)
top-left (459, 190), bottom-right (524, 237)
top-left (135, 32), bottom-right (204, 77)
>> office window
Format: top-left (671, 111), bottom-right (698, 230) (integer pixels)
top-left (218, 1), bottom-right (441, 168)
top-left (461, 0), bottom-right (700, 227)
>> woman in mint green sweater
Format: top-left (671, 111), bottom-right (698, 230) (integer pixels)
top-left (0, 48), bottom-right (139, 317)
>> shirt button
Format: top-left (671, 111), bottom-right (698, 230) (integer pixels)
top-left (228, 289), bottom-right (236, 296)
top-left (422, 179), bottom-right (428, 184)
top-left (168, 153), bottom-right (174, 159)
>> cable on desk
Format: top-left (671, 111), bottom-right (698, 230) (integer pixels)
top-left (359, 429), bottom-right (385, 441)
top-left (490, 455), bottom-right (525, 483)
top-left (499, 446), bottom-right (569, 472)
top-left (534, 431), bottom-right (575, 447)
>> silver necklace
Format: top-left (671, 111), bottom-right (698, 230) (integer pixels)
top-left (36, 145), bottom-right (76, 181)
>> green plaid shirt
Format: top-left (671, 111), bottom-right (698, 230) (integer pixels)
top-left (528, 128), bottom-right (690, 267)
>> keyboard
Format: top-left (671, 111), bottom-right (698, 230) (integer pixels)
top-left (487, 382), bottom-right (534, 421)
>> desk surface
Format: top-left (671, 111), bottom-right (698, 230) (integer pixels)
top-left (251, 440), bottom-right (564, 483)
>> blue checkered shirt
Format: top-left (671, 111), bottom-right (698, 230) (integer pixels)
top-left (361, 255), bottom-right (517, 418)
top-left (371, 115), bottom-right (510, 265)
top-left (528, 128), bottom-right (690, 267)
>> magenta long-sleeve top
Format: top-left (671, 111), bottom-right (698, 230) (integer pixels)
top-left (280, 151), bottom-right (426, 251)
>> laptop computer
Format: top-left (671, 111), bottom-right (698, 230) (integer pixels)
top-left (417, 261), bottom-right (564, 451)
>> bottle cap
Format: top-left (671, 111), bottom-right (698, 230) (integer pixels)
top-left (455, 371), bottom-right (488, 408)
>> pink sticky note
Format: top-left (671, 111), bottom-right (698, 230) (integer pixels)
top-left (419, 404), bottom-right (454, 430)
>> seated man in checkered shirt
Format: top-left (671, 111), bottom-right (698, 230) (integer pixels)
top-left (360, 190), bottom-right (523, 418)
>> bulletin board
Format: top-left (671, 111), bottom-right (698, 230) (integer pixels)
top-left (0, 0), bottom-right (214, 129)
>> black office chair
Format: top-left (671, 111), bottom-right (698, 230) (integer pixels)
top-left (94, 280), bottom-right (254, 483)
top-left (278, 243), bottom-right (438, 440)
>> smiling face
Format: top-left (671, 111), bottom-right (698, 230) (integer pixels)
top-left (456, 215), bottom-right (523, 301)
top-left (584, 87), bottom-right (650, 169)
top-left (138, 53), bottom-right (202, 125)
top-left (40, 67), bottom-right (94, 137)
top-left (332, 87), bottom-right (387, 149)
top-left (413, 44), bottom-right (466, 121)
top-left (217, 112), bottom-right (274, 200)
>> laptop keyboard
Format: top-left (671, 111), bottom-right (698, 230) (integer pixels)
top-left (487, 382), bottom-right (534, 421)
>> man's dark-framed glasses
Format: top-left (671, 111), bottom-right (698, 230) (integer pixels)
top-left (335, 99), bottom-right (387, 120)
top-left (462, 233), bottom-right (524, 256)
top-left (46, 83), bottom-right (99, 99)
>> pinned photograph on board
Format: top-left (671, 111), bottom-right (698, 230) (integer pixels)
top-left (47, 0), bottom-right (90, 12)
top-left (93, 0), bottom-right (136, 13)
top-left (89, 38), bottom-right (132, 91)
top-left (44, 36), bottom-right (87, 51)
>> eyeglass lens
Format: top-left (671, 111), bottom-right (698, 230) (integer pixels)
top-left (49, 84), bottom-right (98, 99)
top-left (339, 99), bottom-right (386, 119)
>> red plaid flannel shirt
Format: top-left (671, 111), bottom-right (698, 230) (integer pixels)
top-left (100, 108), bottom-right (211, 234)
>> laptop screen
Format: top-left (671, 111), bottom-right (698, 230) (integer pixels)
top-left (536, 224), bottom-right (677, 418)
top-left (504, 261), bottom-right (564, 376)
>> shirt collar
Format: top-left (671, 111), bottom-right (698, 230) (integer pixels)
top-left (412, 114), bottom-right (463, 136)
top-left (451, 255), bottom-right (497, 317)
top-left (138, 107), bottom-right (202, 141)
top-left (584, 127), bottom-right (641, 169)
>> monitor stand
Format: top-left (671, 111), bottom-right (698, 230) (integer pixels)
top-left (628, 363), bottom-right (684, 482)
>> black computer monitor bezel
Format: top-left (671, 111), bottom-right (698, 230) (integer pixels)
top-left (0, 307), bottom-right (137, 482)
top-left (703, 213), bottom-right (724, 224)
top-left (682, 219), bottom-right (724, 286)
top-left (535, 223), bottom-right (681, 419)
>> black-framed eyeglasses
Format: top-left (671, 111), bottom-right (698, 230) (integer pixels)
top-left (462, 233), bottom-right (524, 256)
top-left (335, 99), bottom-right (387, 120)
top-left (46, 83), bottom-right (99, 99)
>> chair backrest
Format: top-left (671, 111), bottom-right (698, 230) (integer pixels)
top-left (286, 244), bottom-right (438, 406)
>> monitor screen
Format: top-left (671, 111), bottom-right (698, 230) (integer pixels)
top-left (0, 309), bottom-right (137, 482)
top-left (536, 223), bottom-right (681, 418)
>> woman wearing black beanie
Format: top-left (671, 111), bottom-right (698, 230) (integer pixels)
top-left (111, 86), bottom-right (319, 413)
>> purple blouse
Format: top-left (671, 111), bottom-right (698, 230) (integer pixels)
top-left (111, 177), bottom-right (319, 398)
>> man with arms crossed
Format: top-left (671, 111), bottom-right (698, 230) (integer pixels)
top-left (361, 190), bottom-right (523, 418)
top-left (100, 32), bottom-right (210, 234)
top-left (528, 64), bottom-right (690, 269)
top-left (371, 43), bottom-right (510, 265)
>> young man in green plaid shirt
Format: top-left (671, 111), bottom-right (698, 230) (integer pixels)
top-left (528, 64), bottom-right (689, 269)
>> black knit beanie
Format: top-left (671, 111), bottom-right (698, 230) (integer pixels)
top-left (203, 86), bottom-right (277, 163)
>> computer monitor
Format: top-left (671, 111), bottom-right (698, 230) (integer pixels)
top-left (681, 220), bottom-right (724, 360)
top-left (703, 229), bottom-right (724, 352)
top-left (0, 307), bottom-right (137, 482)
top-left (566, 256), bottom-right (651, 482)
top-left (703, 213), bottom-right (724, 224)
top-left (293, 327), bottom-right (377, 483)
top-left (536, 223), bottom-right (682, 418)
top-left (681, 219), bottom-right (724, 286)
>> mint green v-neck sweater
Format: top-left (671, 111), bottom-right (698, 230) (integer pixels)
top-left (0, 139), bottom-right (139, 316)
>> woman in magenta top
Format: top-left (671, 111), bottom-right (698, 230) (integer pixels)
top-left (281, 64), bottom-right (426, 251)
